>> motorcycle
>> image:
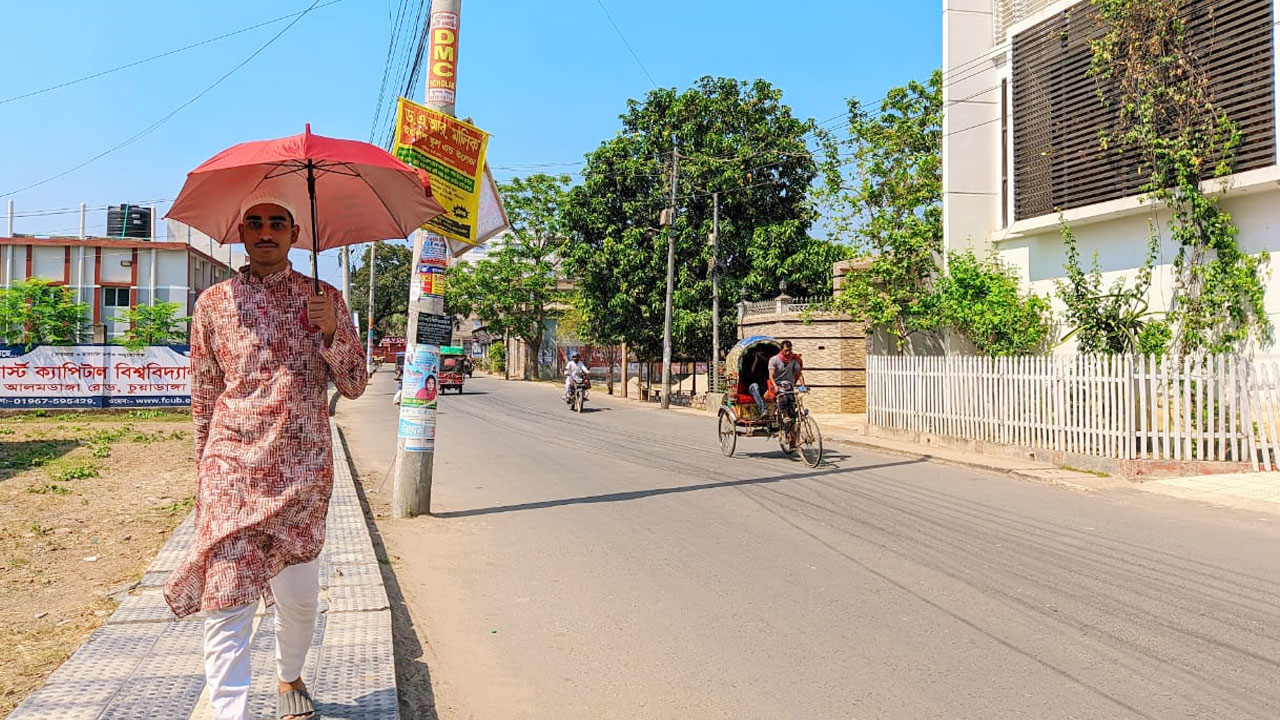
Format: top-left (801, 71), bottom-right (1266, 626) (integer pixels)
top-left (565, 376), bottom-right (591, 412)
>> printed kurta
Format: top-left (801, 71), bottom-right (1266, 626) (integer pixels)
top-left (164, 266), bottom-right (367, 618)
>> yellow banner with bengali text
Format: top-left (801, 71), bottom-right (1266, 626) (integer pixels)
top-left (393, 97), bottom-right (491, 246)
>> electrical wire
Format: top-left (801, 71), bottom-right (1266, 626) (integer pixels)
top-left (591, 0), bottom-right (659, 89)
top-left (0, 0), bottom-right (324, 199)
top-left (0, 0), bottom-right (349, 108)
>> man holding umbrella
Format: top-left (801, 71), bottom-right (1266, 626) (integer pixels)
top-left (163, 126), bottom-right (443, 720)
top-left (165, 190), bottom-right (366, 719)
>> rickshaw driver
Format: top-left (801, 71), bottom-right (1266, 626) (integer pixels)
top-left (750, 340), bottom-right (805, 420)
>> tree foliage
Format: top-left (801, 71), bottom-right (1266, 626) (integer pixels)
top-left (446, 174), bottom-right (571, 379)
top-left (111, 301), bottom-right (191, 351)
top-left (349, 242), bottom-right (412, 340)
top-left (937, 251), bottom-right (1052, 356)
top-left (562, 76), bottom-right (847, 360)
top-left (822, 71), bottom-right (943, 351)
top-left (0, 278), bottom-right (88, 348)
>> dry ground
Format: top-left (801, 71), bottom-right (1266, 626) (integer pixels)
top-left (0, 409), bottom-right (195, 715)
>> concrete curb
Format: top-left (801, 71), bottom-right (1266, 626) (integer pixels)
top-left (7, 427), bottom-right (398, 720)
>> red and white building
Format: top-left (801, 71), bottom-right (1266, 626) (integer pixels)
top-left (0, 219), bottom-right (243, 340)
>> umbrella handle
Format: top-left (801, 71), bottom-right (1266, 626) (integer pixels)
top-left (307, 159), bottom-right (321, 296)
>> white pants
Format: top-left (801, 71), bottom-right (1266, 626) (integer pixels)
top-left (203, 558), bottom-right (319, 720)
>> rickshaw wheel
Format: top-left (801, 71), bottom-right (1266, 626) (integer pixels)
top-left (717, 410), bottom-right (737, 457)
top-left (799, 416), bottom-right (823, 468)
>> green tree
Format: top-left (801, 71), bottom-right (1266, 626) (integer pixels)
top-left (821, 71), bottom-right (943, 352)
top-left (446, 174), bottom-right (571, 379)
top-left (111, 301), bottom-right (192, 351)
top-left (562, 76), bottom-right (846, 361)
top-left (349, 242), bottom-right (412, 342)
top-left (936, 251), bottom-right (1052, 356)
top-left (0, 278), bottom-right (88, 348)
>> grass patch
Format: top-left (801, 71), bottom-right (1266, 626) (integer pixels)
top-left (29, 521), bottom-right (52, 537)
top-left (0, 428), bottom-right (13, 435)
top-left (49, 463), bottom-right (99, 482)
top-left (89, 444), bottom-right (111, 459)
top-left (0, 443), bottom-right (61, 471)
top-left (1059, 465), bottom-right (1110, 478)
top-left (155, 496), bottom-right (194, 516)
top-left (27, 483), bottom-right (71, 496)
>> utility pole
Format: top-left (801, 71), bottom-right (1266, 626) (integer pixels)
top-left (393, 0), bottom-right (460, 517)
top-left (660, 146), bottom-right (679, 409)
top-left (365, 242), bottom-right (377, 366)
top-left (710, 192), bottom-right (720, 394)
top-left (340, 246), bottom-right (351, 301)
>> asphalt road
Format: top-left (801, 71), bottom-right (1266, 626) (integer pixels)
top-left (336, 372), bottom-right (1280, 720)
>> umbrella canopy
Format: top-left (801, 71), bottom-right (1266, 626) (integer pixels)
top-left (166, 124), bottom-right (444, 254)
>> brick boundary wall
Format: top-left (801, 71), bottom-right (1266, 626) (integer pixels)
top-left (737, 312), bottom-right (867, 413)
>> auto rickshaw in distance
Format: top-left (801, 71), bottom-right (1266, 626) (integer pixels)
top-left (717, 336), bottom-right (823, 467)
top-left (440, 345), bottom-right (467, 394)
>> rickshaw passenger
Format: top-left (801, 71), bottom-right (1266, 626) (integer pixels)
top-left (745, 350), bottom-right (771, 415)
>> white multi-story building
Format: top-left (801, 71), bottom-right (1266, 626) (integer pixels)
top-left (943, 0), bottom-right (1279, 344)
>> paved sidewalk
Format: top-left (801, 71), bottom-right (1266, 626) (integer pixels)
top-left (6, 426), bottom-right (397, 720)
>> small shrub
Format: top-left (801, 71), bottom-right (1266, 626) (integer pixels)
top-left (50, 462), bottom-right (99, 482)
top-left (156, 496), bottom-right (195, 516)
top-left (28, 483), bottom-right (71, 496)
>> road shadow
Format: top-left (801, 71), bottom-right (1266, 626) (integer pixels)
top-left (450, 390), bottom-right (488, 396)
top-left (434, 457), bottom-right (927, 519)
top-left (336, 430), bottom-right (439, 720)
top-left (0, 440), bottom-right (81, 481)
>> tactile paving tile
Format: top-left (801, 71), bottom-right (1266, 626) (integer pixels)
top-left (145, 543), bottom-right (189, 573)
top-left (311, 610), bottom-right (399, 719)
top-left (95, 651), bottom-right (205, 720)
top-left (325, 583), bottom-right (390, 613)
top-left (138, 570), bottom-right (170, 588)
top-left (6, 622), bottom-right (166, 720)
top-left (322, 561), bottom-right (384, 589)
top-left (108, 590), bottom-right (186, 625)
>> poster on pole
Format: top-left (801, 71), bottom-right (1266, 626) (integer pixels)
top-left (426, 10), bottom-right (459, 106)
top-left (394, 98), bottom-right (490, 247)
top-left (397, 345), bottom-right (440, 452)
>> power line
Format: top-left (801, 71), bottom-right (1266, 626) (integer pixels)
top-left (591, 0), bottom-right (659, 89)
top-left (1, 0), bottom-right (324, 199)
top-left (0, 0), bottom-right (349, 107)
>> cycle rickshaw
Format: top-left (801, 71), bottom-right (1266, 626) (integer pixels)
top-left (717, 336), bottom-right (823, 467)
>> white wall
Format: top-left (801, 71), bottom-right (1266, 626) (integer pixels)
top-left (99, 248), bottom-right (132, 284)
top-left (996, 189), bottom-right (1280, 349)
top-left (942, 0), bottom-right (1003, 256)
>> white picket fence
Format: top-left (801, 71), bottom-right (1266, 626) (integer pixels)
top-left (868, 354), bottom-right (1280, 470)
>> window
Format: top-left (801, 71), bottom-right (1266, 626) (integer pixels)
top-left (1011, 0), bottom-right (1276, 220)
top-left (104, 287), bottom-right (131, 307)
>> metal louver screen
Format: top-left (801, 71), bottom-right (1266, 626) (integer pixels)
top-left (1011, 0), bottom-right (1276, 221)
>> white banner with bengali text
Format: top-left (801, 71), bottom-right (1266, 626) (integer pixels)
top-left (0, 344), bottom-right (191, 409)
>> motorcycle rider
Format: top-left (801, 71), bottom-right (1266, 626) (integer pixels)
top-left (564, 352), bottom-right (590, 401)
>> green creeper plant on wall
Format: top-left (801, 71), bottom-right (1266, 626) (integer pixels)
top-left (1088, 0), bottom-right (1270, 355)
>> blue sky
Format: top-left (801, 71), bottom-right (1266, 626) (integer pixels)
top-left (0, 0), bottom-right (941, 286)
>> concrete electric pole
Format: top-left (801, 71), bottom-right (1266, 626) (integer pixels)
top-left (710, 191), bottom-right (720, 394)
top-left (660, 146), bottom-right (678, 409)
top-left (365, 241), bottom-right (377, 366)
top-left (392, 0), bottom-right (461, 517)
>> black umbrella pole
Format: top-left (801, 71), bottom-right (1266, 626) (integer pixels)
top-left (307, 161), bottom-right (320, 295)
